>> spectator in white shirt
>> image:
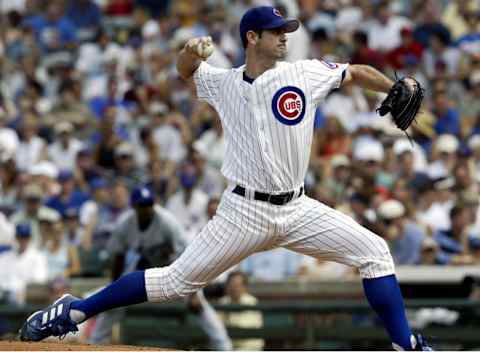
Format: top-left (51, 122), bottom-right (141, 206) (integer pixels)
top-left (193, 114), bottom-right (225, 170)
top-left (362, 0), bottom-right (412, 52)
top-left (16, 114), bottom-right (47, 171)
top-left (10, 183), bottom-right (57, 249)
top-left (0, 211), bottom-right (14, 249)
top-left (47, 121), bottom-right (83, 171)
top-left (0, 108), bottom-right (19, 160)
top-left (0, 223), bottom-right (48, 305)
top-left (166, 161), bottom-right (208, 242)
top-left (192, 149), bottom-right (225, 198)
top-left (151, 103), bottom-right (187, 163)
top-left (218, 271), bottom-right (264, 351)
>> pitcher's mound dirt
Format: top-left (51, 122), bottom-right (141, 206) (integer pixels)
top-left (0, 340), bottom-right (170, 351)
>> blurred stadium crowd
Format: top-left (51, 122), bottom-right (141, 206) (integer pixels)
top-left (1, 0), bottom-right (480, 307)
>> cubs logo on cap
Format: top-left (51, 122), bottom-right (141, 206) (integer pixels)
top-left (271, 86), bottom-right (306, 126)
top-left (239, 6), bottom-right (299, 47)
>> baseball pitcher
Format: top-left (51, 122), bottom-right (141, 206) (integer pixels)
top-left (20, 6), bottom-right (429, 351)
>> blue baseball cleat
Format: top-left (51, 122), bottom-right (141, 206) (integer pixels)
top-left (412, 334), bottom-right (433, 351)
top-left (19, 294), bottom-right (80, 341)
top-left (393, 334), bottom-right (433, 351)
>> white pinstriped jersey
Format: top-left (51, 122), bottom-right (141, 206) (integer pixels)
top-left (193, 59), bottom-right (348, 192)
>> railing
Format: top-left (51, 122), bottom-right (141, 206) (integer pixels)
top-left (2, 299), bottom-right (479, 350)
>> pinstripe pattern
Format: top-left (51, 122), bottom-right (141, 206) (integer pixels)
top-left (278, 196), bottom-right (395, 279)
top-left (144, 58), bottom-right (394, 301)
top-left (145, 185), bottom-right (278, 301)
top-left (145, 188), bottom-right (395, 301)
top-left (193, 60), bottom-right (347, 193)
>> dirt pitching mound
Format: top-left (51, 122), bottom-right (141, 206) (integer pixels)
top-left (0, 340), bottom-right (170, 351)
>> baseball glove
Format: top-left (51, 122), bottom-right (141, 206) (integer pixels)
top-left (377, 77), bottom-right (424, 131)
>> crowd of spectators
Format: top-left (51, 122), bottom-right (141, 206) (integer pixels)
top-left (1, 0), bottom-right (480, 306)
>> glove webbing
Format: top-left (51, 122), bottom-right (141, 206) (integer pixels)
top-left (395, 83), bottom-right (424, 131)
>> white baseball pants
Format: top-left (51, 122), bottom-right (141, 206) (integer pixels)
top-left (145, 184), bottom-right (395, 301)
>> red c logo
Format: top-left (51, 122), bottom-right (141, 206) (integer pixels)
top-left (278, 92), bottom-right (302, 119)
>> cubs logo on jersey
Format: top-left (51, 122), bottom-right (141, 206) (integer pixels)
top-left (271, 86), bottom-right (306, 126)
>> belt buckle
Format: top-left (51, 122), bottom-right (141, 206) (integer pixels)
top-left (266, 193), bottom-right (273, 204)
top-left (275, 192), bottom-right (292, 205)
top-left (284, 192), bottom-right (293, 204)
top-left (267, 190), bottom-right (296, 205)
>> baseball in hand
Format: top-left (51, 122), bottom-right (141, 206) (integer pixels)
top-left (199, 41), bottom-right (214, 58)
top-left (188, 36), bottom-right (214, 59)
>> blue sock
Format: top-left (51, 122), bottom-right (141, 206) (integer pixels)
top-left (363, 274), bottom-right (413, 350)
top-left (70, 271), bottom-right (148, 321)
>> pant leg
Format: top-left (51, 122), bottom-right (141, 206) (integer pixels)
top-left (145, 191), bottom-right (276, 301)
top-left (193, 290), bottom-right (232, 351)
top-left (279, 196), bottom-right (395, 278)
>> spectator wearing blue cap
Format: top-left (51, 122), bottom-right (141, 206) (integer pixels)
top-left (0, 223), bottom-right (48, 304)
top-left (45, 170), bottom-right (89, 218)
top-left (65, 0), bottom-right (102, 42)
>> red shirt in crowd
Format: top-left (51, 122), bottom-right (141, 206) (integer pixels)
top-left (386, 41), bottom-right (424, 70)
top-left (105, 0), bottom-right (134, 16)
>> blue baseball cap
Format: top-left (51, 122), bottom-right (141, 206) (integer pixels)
top-left (57, 170), bottom-right (73, 183)
top-left (16, 223), bottom-right (31, 238)
top-left (90, 177), bottom-right (109, 191)
top-left (239, 6), bottom-right (299, 47)
top-left (130, 186), bottom-right (154, 206)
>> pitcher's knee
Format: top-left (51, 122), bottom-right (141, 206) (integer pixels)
top-left (358, 236), bottom-right (395, 279)
top-left (144, 267), bottom-right (203, 302)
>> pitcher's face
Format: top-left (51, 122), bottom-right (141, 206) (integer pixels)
top-left (252, 28), bottom-right (288, 60)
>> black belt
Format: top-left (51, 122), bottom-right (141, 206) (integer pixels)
top-left (232, 185), bottom-right (304, 206)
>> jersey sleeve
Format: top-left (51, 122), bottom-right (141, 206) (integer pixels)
top-left (193, 61), bottom-right (229, 106)
top-left (300, 59), bottom-right (349, 106)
